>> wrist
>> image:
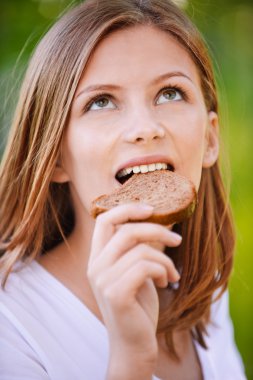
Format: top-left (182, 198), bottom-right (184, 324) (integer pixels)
top-left (106, 349), bottom-right (157, 380)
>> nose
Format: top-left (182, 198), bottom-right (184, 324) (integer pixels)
top-left (123, 109), bottom-right (166, 144)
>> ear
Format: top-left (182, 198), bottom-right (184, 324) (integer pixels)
top-left (202, 111), bottom-right (219, 168)
top-left (51, 161), bottom-right (70, 183)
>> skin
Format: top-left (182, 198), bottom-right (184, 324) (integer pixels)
top-left (40, 25), bottom-right (219, 380)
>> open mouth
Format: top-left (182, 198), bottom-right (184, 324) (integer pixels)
top-left (115, 162), bottom-right (174, 185)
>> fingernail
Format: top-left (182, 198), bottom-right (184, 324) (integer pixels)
top-left (170, 274), bottom-right (180, 286)
top-left (174, 272), bottom-right (181, 281)
top-left (170, 232), bottom-right (182, 243)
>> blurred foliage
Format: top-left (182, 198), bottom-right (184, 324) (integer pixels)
top-left (0, 0), bottom-right (252, 378)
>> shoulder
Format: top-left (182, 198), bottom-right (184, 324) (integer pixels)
top-left (202, 290), bottom-right (246, 379)
top-left (0, 260), bottom-right (110, 379)
top-left (0, 261), bottom-right (45, 343)
top-left (209, 289), bottom-right (230, 325)
top-left (0, 261), bottom-right (51, 378)
top-left (0, 260), bottom-right (41, 305)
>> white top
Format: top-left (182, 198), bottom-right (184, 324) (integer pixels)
top-left (0, 261), bottom-right (246, 380)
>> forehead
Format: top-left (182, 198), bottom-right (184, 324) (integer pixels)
top-left (79, 24), bottom-right (201, 87)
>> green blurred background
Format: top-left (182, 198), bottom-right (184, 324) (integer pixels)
top-left (0, 0), bottom-right (252, 377)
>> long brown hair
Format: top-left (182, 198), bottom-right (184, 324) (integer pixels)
top-left (0, 0), bottom-right (234, 357)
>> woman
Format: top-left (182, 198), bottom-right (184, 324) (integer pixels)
top-left (0, 0), bottom-right (246, 379)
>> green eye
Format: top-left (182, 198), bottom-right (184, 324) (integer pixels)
top-left (163, 89), bottom-right (178, 100)
top-left (95, 98), bottom-right (109, 107)
top-left (88, 96), bottom-right (116, 111)
top-left (157, 88), bottom-right (183, 105)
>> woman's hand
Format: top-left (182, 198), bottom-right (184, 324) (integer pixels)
top-left (87, 203), bottom-right (182, 380)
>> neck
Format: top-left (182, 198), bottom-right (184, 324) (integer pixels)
top-left (39, 213), bottom-right (102, 319)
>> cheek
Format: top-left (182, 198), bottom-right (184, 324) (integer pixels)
top-left (171, 107), bottom-right (207, 189)
top-left (62, 125), bottom-right (115, 208)
top-left (63, 126), bottom-right (106, 178)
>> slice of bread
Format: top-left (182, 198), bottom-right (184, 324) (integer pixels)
top-left (91, 170), bottom-right (197, 225)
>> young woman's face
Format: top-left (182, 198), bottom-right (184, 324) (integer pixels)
top-left (58, 25), bottom-right (218, 223)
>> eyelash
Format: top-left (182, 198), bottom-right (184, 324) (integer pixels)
top-left (83, 92), bottom-right (114, 112)
top-left (82, 84), bottom-right (189, 113)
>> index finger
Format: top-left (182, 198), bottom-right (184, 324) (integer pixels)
top-left (91, 203), bottom-right (154, 256)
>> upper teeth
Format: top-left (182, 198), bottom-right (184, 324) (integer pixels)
top-left (117, 162), bottom-right (168, 178)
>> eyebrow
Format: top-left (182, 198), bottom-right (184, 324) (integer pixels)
top-left (151, 71), bottom-right (193, 85)
top-left (75, 71), bottom-right (193, 99)
top-left (76, 84), bottom-right (120, 99)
